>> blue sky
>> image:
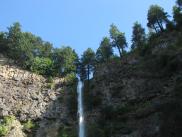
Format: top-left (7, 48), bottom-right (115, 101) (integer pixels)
top-left (0, 0), bottom-right (174, 56)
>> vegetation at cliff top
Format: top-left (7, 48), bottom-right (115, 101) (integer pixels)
top-left (77, 0), bottom-right (182, 83)
top-left (0, 24), bottom-right (78, 77)
top-left (0, 1), bottom-right (182, 81)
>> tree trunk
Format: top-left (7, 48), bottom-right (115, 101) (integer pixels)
top-left (157, 19), bottom-right (164, 32)
top-left (121, 47), bottom-right (124, 54)
top-left (87, 64), bottom-right (90, 93)
top-left (87, 64), bottom-right (90, 80)
top-left (117, 46), bottom-right (122, 58)
top-left (153, 24), bottom-right (158, 33)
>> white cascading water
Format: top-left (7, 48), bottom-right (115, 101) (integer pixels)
top-left (77, 78), bottom-right (85, 137)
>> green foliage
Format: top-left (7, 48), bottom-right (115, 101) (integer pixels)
top-left (46, 83), bottom-right (55, 89)
top-left (60, 47), bottom-right (78, 74)
top-left (6, 22), bottom-right (23, 59)
top-left (6, 23), bottom-right (35, 67)
top-left (23, 120), bottom-right (36, 131)
top-left (52, 46), bottom-right (78, 76)
top-left (82, 48), bottom-right (95, 65)
top-left (31, 57), bottom-right (53, 76)
top-left (47, 76), bottom-right (53, 83)
top-left (173, 3), bottom-right (182, 28)
top-left (96, 37), bottom-right (113, 62)
top-left (131, 22), bottom-right (146, 51)
top-left (0, 32), bottom-right (8, 53)
top-left (65, 72), bottom-right (77, 85)
top-left (22, 120), bottom-right (38, 137)
top-left (0, 22), bottom-right (78, 77)
top-left (77, 63), bottom-right (87, 81)
top-left (61, 133), bottom-right (68, 137)
top-left (81, 48), bottom-right (95, 80)
top-left (3, 116), bottom-right (15, 125)
top-left (46, 76), bottom-right (54, 89)
top-left (147, 5), bottom-right (169, 32)
top-left (177, 0), bottom-right (182, 7)
top-left (41, 42), bottom-right (53, 58)
top-left (109, 24), bottom-right (127, 58)
top-left (58, 128), bottom-right (68, 137)
top-left (57, 126), bottom-right (77, 137)
top-left (0, 116), bottom-right (16, 136)
top-left (0, 125), bottom-right (8, 136)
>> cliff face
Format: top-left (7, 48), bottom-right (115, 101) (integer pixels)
top-left (0, 65), bottom-right (55, 119)
top-left (84, 53), bottom-right (182, 137)
top-left (0, 56), bottom-right (77, 137)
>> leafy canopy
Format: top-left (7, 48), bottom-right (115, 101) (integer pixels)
top-left (147, 5), bottom-right (169, 32)
top-left (96, 37), bottom-right (113, 62)
top-left (131, 22), bottom-right (146, 50)
top-left (109, 24), bottom-right (127, 58)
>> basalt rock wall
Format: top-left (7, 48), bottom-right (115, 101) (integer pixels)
top-left (0, 55), bottom-right (76, 137)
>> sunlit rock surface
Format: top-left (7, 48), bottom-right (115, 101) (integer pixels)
top-left (0, 55), bottom-right (76, 137)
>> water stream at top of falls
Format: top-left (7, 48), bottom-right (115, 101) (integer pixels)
top-left (77, 78), bottom-right (85, 137)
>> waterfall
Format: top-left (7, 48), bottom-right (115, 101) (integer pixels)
top-left (77, 78), bottom-right (85, 137)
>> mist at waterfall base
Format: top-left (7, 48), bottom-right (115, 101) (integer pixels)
top-left (77, 78), bottom-right (85, 137)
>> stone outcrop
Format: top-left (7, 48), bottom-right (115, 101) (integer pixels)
top-left (0, 56), bottom-right (76, 137)
top-left (84, 59), bottom-right (182, 137)
top-left (0, 64), bottom-right (65, 121)
top-left (0, 65), bottom-right (45, 83)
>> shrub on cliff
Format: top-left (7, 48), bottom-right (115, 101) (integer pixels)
top-left (23, 120), bottom-right (37, 132)
top-left (0, 116), bottom-right (16, 136)
top-left (0, 125), bottom-right (8, 136)
top-left (58, 126), bottom-right (77, 137)
top-left (31, 57), bottom-right (53, 76)
top-left (65, 72), bottom-right (77, 86)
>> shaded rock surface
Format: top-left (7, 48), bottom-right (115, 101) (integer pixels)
top-left (84, 57), bottom-right (182, 137)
